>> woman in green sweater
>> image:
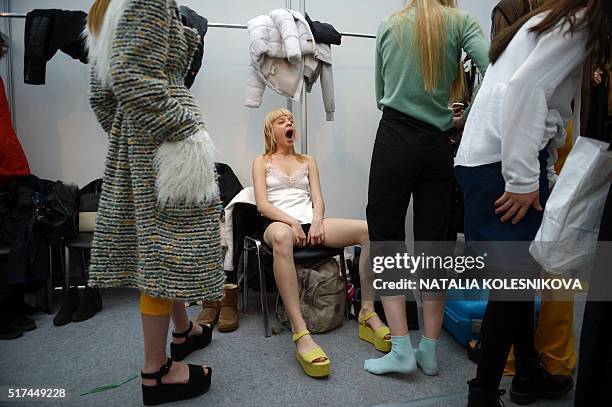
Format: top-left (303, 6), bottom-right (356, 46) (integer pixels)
top-left (364, 0), bottom-right (489, 376)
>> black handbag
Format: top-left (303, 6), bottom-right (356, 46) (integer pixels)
top-left (79, 178), bottom-right (103, 212)
top-left (31, 181), bottom-right (79, 244)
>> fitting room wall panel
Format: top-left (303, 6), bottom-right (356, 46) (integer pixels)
top-left (302, 0), bottom-right (404, 221)
top-left (11, 0), bottom-right (288, 187)
top-left (458, 0), bottom-right (498, 39)
top-left (180, 0), bottom-right (290, 189)
top-left (11, 0), bottom-right (496, 220)
top-left (11, 1), bottom-right (98, 187)
top-left (0, 0), bottom-right (9, 83)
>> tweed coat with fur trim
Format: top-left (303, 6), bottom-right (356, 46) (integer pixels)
top-left (86, 0), bottom-right (224, 302)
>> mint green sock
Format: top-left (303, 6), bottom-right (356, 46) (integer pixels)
top-left (415, 336), bottom-right (439, 376)
top-left (364, 335), bottom-right (416, 375)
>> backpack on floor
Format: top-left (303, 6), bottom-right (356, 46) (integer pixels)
top-left (297, 258), bottom-right (346, 333)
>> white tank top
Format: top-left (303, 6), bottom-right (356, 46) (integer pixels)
top-left (265, 161), bottom-right (314, 224)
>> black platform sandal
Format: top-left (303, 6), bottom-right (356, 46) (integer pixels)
top-left (141, 358), bottom-right (212, 406)
top-left (170, 321), bottom-right (212, 361)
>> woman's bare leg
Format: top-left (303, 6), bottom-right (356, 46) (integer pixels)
top-left (263, 222), bottom-right (324, 360)
top-left (421, 292), bottom-right (445, 340)
top-left (170, 301), bottom-right (205, 345)
top-left (319, 218), bottom-right (389, 337)
top-left (141, 313), bottom-right (208, 386)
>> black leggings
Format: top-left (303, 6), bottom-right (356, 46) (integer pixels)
top-left (476, 295), bottom-right (537, 389)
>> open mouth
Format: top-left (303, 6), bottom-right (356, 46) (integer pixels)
top-left (285, 128), bottom-right (294, 139)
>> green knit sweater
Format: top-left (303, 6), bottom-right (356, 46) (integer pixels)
top-left (375, 8), bottom-right (489, 131)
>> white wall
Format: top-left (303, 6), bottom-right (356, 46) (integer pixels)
top-left (458, 0), bottom-right (499, 37)
top-left (1, 0), bottom-right (12, 118)
top-left (8, 0), bottom-right (497, 221)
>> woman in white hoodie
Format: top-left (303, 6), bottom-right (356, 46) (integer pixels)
top-left (455, 0), bottom-right (610, 405)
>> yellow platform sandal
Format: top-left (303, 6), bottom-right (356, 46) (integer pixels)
top-left (358, 311), bottom-right (391, 352)
top-left (292, 329), bottom-right (331, 378)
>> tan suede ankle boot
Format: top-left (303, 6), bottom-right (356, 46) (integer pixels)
top-left (218, 284), bottom-right (239, 332)
top-left (196, 301), bottom-right (220, 326)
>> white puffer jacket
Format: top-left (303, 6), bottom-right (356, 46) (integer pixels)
top-left (245, 9), bottom-right (335, 121)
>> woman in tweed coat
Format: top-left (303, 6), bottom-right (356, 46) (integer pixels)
top-left (86, 0), bottom-right (223, 404)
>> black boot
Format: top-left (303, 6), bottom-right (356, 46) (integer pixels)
top-left (71, 287), bottom-right (102, 322)
top-left (53, 286), bottom-right (79, 326)
top-left (0, 312), bottom-right (23, 340)
top-left (6, 293), bottom-right (36, 331)
top-left (467, 379), bottom-right (505, 407)
top-left (18, 301), bottom-right (40, 316)
top-left (7, 311), bottom-right (36, 331)
top-left (10, 293), bottom-right (39, 316)
top-left (510, 356), bottom-right (574, 405)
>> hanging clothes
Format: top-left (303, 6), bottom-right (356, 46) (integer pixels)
top-left (24, 9), bottom-right (88, 85)
top-left (0, 77), bottom-right (30, 186)
top-left (1, 175), bottom-right (54, 286)
top-left (305, 14), bottom-right (342, 45)
top-left (178, 6), bottom-right (208, 89)
top-left (245, 9), bottom-right (335, 121)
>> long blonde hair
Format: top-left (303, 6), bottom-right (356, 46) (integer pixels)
top-left (263, 109), bottom-right (306, 163)
top-left (87, 0), bottom-right (112, 35)
top-left (389, 0), bottom-right (465, 99)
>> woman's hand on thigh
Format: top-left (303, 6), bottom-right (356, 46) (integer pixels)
top-left (307, 220), bottom-right (325, 246)
top-left (290, 221), bottom-right (307, 247)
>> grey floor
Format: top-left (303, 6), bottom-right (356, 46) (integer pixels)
top-left (0, 288), bottom-right (584, 407)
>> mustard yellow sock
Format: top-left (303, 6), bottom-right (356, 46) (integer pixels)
top-left (140, 292), bottom-right (173, 316)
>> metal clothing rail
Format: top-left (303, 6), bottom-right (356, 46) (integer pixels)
top-left (0, 10), bottom-right (376, 154)
top-left (0, 12), bottom-right (24, 18)
top-left (208, 23), bottom-right (376, 38)
top-left (0, 13), bottom-right (375, 38)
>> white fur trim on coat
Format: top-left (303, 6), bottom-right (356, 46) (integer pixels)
top-left (84, 0), bottom-right (132, 86)
top-left (154, 129), bottom-right (219, 208)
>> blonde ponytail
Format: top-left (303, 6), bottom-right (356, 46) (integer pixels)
top-left (389, 0), bottom-right (458, 94)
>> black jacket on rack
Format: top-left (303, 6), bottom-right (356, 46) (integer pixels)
top-left (24, 9), bottom-right (88, 85)
top-left (178, 6), bottom-right (208, 89)
top-left (305, 14), bottom-right (342, 45)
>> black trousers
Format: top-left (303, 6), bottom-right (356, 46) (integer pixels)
top-left (366, 108), bottom-right (454, 294)
top-left (366, 107), bottom-right (454, 243)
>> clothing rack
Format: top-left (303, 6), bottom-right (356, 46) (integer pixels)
top-left (0, 9), bottom-right (376, 154)
top-left (0, 12), bottom-right (24, 18)
top-left (0, 13), bottom-right (375, 38)
top-left (207, 23), bottom-right (376, 38)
